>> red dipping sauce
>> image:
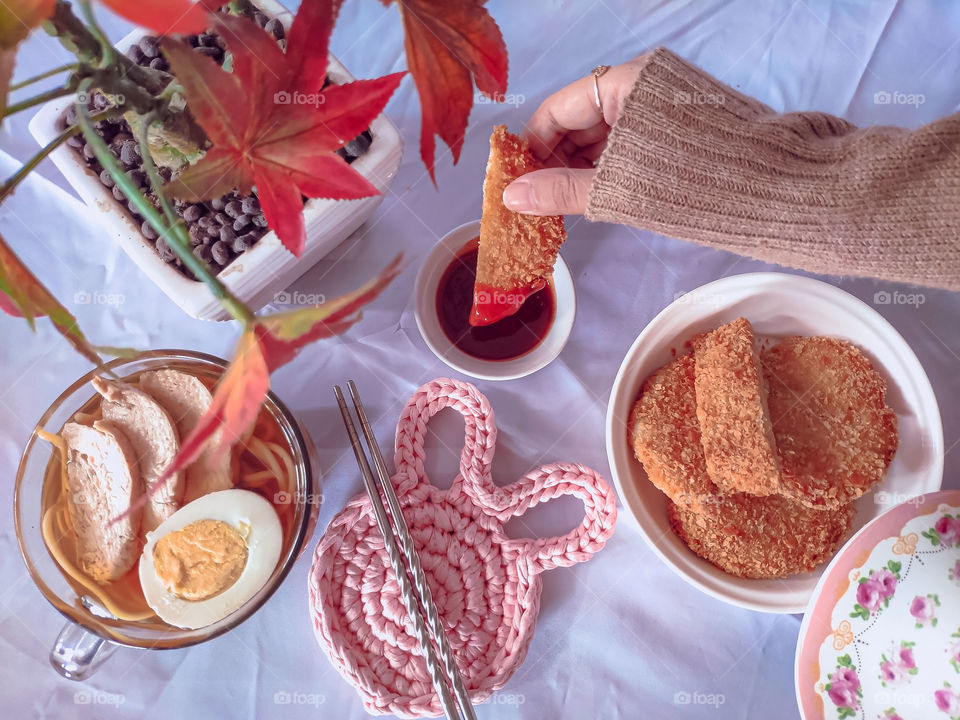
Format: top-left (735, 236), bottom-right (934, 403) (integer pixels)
top-left (436, 237), bottom-right (555, 361)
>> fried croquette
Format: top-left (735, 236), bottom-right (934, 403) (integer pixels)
top-left (667, 493), bottom-right (855, 578)
top-left (470, 125), bottom-right (566, 326)
top-left (692, 318), bottom-right (780, 496)
top-left (761, 337), bottom-right (898, 510)
top-left (629, 353), bottom-right (721, 511)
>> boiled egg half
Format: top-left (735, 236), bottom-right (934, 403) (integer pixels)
top-left (138, 489), bottom-right (282, 629)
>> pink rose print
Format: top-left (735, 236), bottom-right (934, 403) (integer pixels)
top-left (826, 657), bottom-right (861, 718)
top-left (936, 516), bottom-right (960, 545)
top-left (857, 579), bottom-right (884, 613)
top-left (880, 659), bottom-right (904, 684)
top-left (873, 568), bottom-right (898, 597)
top-left (879, 641), bottom-right (918, 687)
top-left (850, 561), bottom-right (901, 620)
top-left (911, 594), bottom-right (941, 628)
top-left (935, 684), bottom-right (960, 718)
top-left (828, 682), bottom-right (858, 711)
top-left (880, 711), bottom-right (904, 720)
top-left (925, 513), bottom-right (960, 547)
top-left (833, 667), bottom-right (860, 689)
top-left (950, 560), bottom-right (960, 585)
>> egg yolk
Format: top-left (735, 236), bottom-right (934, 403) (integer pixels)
top-left (152, 519), bottom-right (249, 601)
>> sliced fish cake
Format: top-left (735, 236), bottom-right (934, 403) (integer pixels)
top-left (140, 369), bottom-right (233, 503)
top-left (93, 377), bottom-right (183, 531)
top-left (61, 421), bottom-right (142, 582)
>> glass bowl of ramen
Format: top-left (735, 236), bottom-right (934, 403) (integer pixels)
top-left (13, 350), bottom-right (318, 679)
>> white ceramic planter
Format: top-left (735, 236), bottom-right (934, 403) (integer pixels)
top-left (28, 0), bottom-right (402, 320)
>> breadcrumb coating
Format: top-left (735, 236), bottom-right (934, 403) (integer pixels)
top-left (692, 318), bottom-right (780, 496)
top-left (475, 125), bottom-right (566, 293)
top-left (761, 336), bottom-right (898, 510)
top-left (629, 353), bottom-right (723, 511)
top-left (667, 493), bottom-right (855, 578)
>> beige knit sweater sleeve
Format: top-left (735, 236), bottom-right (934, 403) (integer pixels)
top-left (587, 48), bottom-right (960, 291)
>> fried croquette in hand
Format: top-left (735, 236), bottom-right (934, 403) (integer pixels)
top-left (470, 125), bottom-right (566, 326)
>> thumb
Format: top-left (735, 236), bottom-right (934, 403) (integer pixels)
top-left (502, 167), bottom-right (595, 216)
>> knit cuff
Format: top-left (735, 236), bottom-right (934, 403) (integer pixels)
top-left (587, 47), bottom-right (773, 227)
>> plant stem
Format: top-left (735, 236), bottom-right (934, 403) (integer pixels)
top-left (136, 115), bottom-right (180, 223)
top-left (2, 86), bottom-right (74, 118)
top-left (77, 0), bottom-right (114, 68)
top-left (46, 1), bottom-right (172, 110)
top-left (9, 63), bottom-right (79, 91)
top-left (0, 108), bottom-right (115, 203)
top-left (75, 96), bottom-right (251, 324)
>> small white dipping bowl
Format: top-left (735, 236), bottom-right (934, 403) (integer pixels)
top-left (414, 220), bottom-right (576, 381)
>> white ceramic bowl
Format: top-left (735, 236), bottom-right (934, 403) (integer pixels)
top-left (605, 272), bottom-right (943, 613)
top-left (414, 220), bottom-right (576, 381)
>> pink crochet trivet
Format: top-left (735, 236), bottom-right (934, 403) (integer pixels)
top-left (308, 378), bottom-right (617, 718)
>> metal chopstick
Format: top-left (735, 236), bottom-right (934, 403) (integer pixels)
top-left (347, 381), bottom-right (478, 720)
top-left (333, 386), bottom-right (463, 720)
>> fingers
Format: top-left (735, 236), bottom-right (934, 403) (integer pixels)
top-left (502, 167), bottom-right (596, 216)
top-left (523, 76), bottom-right (601, 162)
top-left (523, 58), bottom-right (647, 162)
top-left (554, 124), bottom-right (610, 165)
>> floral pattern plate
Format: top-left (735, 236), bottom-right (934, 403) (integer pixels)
top-left (796, 490), bottom-right (960, 719)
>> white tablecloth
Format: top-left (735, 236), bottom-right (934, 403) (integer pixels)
top-left (2, 1), bottom-right (959, 718)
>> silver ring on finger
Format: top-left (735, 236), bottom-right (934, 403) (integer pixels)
top-left (591, 64), bottom-right (611, 115)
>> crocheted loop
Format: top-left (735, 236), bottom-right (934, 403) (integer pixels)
top-left (394, 377), bottom-right (497, 497)
top-left (394, 378), bottom-right (617, 575)
top-left (309, 378), bottom-right (618, 718)
top-left (496, 462), bottom-right (618, 575)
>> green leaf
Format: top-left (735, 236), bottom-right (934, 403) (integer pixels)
top-left (887, 560), bottom-right (901, 574)
top-left (124, 109), bottom-right (207, 171)
top-left (94, 345), bottom-right (139, 359)
top-left (837, 654), bottom-right (853, 668)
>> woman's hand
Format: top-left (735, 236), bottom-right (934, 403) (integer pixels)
top-left (503, 55), bottom-right (648, 216)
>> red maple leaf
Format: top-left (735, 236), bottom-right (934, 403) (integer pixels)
top-left (132, 256), bottom-right (402, 514)
top-left (98, 0), bottom-right (221, 36)
top-left (160, 1), bottom-right (405, 256)
top-left (384, 0), bottom-right (508, 183)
